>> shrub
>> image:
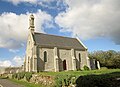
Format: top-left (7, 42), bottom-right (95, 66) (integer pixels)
top-left (12, 73), bottom-right (17, 79)
top-left (18, 72), bottom-right (25, 80)
top-left (76, 72), bottom-right (120, 87)
top-left (55, 75), bottom-right (77, 87)
top-left (83, 65), bottom-right (90, 71)
top-left (55, 75), bottom-right (62, 87)
top-left (25, 72), bottom-right (32, 82)
top-left (12, 72), bottom-right (25, 80)
top-left (12, 72), bottom-right (32, 81)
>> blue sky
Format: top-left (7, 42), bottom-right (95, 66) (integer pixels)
top-left (0, 0), bottom-right (120, 67)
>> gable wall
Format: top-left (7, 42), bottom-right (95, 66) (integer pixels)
top-left (25, 33), bottom-right (34, 72)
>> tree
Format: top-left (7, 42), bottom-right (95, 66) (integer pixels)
top-left (89, 50), bottom-right (120, 69)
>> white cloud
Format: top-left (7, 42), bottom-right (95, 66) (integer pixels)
top-left (0, 60), bottom-right (12, 67)
top-left (34, 10), bottom-right (53, 32)
top-left (4, 0), bottom-right (37, 5)
top-left (0, 10), bottom-right (53, 49)
top-left (0, 56), bottom-right (24, 67)
top-left (9, 49), bottom-right (19, 53)
top-left (38, 0), bottom-right (67, 10)
top-left (4, 0), bottom-right (55, 5)
top-left (3, 0), bottom-right (66, 11)
top-left (55, 0), bottom-right (120, 44)
top-left (12, 56), bottom-right (24, 67)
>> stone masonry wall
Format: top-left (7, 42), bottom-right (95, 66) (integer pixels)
top-left (30, 74), bottom-right (55, 86)
top-left (75, 50), bottom-right (88, 69)
top-left (58, 49), bottom-right (72, 71)
top-left (38, 47), bottom-right (55, 71)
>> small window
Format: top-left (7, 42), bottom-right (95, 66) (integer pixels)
top-left (79, 53), bottom-right (81, 62)
top-left (44, 51), bottom-right (47, 62)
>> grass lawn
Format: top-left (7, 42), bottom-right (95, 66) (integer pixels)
top-left (37, 69), bottom-right (120, 76)
top-left (9, 79), bottom-right (46, 87)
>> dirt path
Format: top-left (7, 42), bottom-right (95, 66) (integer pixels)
top-left (0, 79), bottom-right (24, 87)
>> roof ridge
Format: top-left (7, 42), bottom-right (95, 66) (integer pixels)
top-left (34, 32), bottom-right (76, 39)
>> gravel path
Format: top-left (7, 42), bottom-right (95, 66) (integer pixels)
top-left (0, 79), bottom-right (24, 87)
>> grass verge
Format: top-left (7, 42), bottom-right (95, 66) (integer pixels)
top-left (9, 79), bottom-right (46, 87)
top-left (37, 69), bottom-right (120, 76)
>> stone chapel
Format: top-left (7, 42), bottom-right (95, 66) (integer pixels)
top-left (24, 14), bottom-right (93, 72)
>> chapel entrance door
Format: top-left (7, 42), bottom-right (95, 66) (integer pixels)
top-left (63, 60), bottom-right (67, 70)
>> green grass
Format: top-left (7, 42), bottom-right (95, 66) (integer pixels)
top-left (9, 79), bottom-right (46, 87)
top-left (37, 69), bottom-right (120, 76)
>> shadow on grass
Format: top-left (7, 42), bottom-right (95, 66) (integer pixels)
top-left (76, 72), bottom-right (120, 87)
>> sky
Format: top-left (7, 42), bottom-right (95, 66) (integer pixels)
top-left (0, 0), bottom-right (120, 67)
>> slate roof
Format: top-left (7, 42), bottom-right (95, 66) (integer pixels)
top-left (33, 32), bottom-right (86, 50)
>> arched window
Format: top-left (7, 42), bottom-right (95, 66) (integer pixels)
top-left (79, 53), bottom-right (81, 62)
top-left (44, 51), bottom-right (47, 62)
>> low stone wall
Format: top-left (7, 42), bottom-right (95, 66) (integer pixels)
top-left (30, 74), bottom-right (55, 86)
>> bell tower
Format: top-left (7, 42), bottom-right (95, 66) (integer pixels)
top-left (29, 14), bottom-right (35, 34)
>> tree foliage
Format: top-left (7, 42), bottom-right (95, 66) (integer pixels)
top-left (89, 50), bottom-right (120, 69)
